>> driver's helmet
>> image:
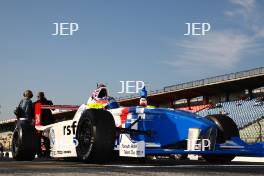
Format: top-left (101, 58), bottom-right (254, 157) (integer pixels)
top-left (87, 83), bottom-right (119, 109)
top-left (92, 83), bottom-right (108, 100)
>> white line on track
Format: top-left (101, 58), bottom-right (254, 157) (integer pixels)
top-left (103, 164), bottom-right (264, 168)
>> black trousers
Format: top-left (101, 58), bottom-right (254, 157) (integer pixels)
top-left (36, 135), bottom-right (50, 158)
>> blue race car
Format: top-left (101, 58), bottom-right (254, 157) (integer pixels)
top-left (12, 85), bottom-right (264, 163)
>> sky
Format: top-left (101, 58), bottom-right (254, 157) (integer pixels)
top-left (0, 0), bottom-right (264, 119)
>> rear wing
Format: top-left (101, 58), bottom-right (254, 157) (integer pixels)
top-left (34, 103), bottom-right (80, 126)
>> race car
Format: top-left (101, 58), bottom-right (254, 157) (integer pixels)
top-left (11, 85), bottom-right (264, 163)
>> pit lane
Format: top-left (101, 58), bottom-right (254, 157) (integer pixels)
top-left (0, 158), bottom-right (263, 176)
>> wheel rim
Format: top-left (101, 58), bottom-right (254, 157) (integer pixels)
top-left (77, 119), bottom-right (94, 158)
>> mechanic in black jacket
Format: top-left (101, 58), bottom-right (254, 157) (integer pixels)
top-left (33, 92), bottom-right (53, 158)
top-left (34, 92), bottom-right (54, 125)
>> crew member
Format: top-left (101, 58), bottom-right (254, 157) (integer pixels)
top-left (34, 92), bottom-right (53, 158)
top-left (34, 92), bottom-right (54, 125)
top-left (15, 90), bottom-right (34, 122)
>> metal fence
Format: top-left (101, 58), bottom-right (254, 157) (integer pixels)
top-left (239, 117), bottom-right (264, 144)
top-left (197, 99), bottom-right (264, 144)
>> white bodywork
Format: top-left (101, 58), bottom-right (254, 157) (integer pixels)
top-left (35, 104), bottom-right (146, 158)
top-left (36, 104), bottom-right (87, 158)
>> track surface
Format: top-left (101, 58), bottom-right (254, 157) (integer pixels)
top-left (0, 159), bottom-right (263, 176)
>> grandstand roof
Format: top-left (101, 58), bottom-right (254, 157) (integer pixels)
top-left (117, 67), bottom-right (264, 106)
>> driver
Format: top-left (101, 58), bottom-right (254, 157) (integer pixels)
top-left (87, 83), bottom-right (119, 109)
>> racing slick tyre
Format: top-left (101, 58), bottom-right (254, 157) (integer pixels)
top-left (202, 114), bottom-right (239, 164)
top-left (76, 109), bottom-right (116, 163)
top-left (12, 120), bottom-right (37, 161)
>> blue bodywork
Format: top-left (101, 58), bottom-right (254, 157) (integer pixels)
top-left (117, 107), bottom-right (264, 157)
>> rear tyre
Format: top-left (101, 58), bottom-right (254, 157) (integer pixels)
top-left (202, 114), bottom-right (239, 164)
top-left (76, 109), bottom-right (115, 163)
top-left (12, 120), bottom-right (37, 161)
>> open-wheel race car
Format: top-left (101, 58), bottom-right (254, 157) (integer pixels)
top-left (11, 85), bottom-right (264, 163)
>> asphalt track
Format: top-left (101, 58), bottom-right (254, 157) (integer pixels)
top-left (0, 158), bottom-right (263, 176)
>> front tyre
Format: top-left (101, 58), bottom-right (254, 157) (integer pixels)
top-left (12, 120), bottom-right (37, 161)
top-left (76, 109), bottom-right (115, 163)
top-left (202, 114), bottom-right (239, 164)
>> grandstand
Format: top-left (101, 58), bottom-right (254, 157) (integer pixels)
top-left (0, 132), bottom-right (12, 150)
top-left (196, 99), bottom-right (264, 143)
top-left (197, 98), bottom-right (264, 129)
top-left (239, 117), bottom-right (264, 143)
top-left (177, 104), bottom-right (210, 113)
top-left (0, 67), bottom-right (264, 147)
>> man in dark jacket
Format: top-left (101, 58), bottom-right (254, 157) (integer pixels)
top-left (34, 92), bottom-right (54, 125)
top-left (34, 92), bottom-right (53, 158)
